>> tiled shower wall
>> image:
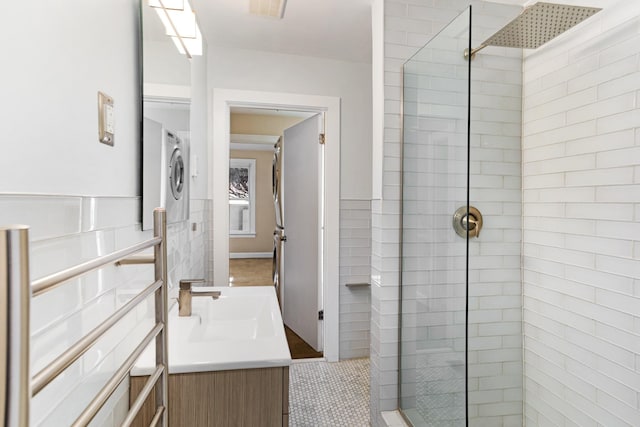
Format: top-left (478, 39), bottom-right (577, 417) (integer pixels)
top-left (372, 1), bottom-right (523, 425)
top-left (340, 199), bottom-right (372, 359)
top-left (522, 1), bottom-right (640, 425)
top-left (467, 4), bottom-right (523, 424)
top-left (0, 195), bottom-right (208, 426)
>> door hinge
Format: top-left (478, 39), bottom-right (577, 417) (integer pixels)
top-left (318, 309), bottom-right (324, 320)
top-left (319, 133), bottom-right (325, 145)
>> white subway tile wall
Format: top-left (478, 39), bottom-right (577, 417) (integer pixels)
top-left (370, 198), bottom-right (387, 426)
top-left (467, 4), bottom-right (523, 425)
top-left (522, 1), bottom-right (640, 425)
top-left (375, 1), bottom-right (523, 425)
top-left (340, 200), bottom-right (372, 359)
top-left (0, 195), bottom-right (209, 426)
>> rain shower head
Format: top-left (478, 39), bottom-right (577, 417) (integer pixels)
top-left (466, 2), bottom-right (602, 58)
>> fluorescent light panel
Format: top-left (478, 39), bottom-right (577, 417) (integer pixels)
top-left (171, 26), bottom-right (203, 56)
top-left (150, 0), bottom-right (202, 57)
top-left (249, 0), bottom-right (287, 18)
top-left (148, 0), bottom-right (184, 10)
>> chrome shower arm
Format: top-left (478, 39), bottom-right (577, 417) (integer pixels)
top-left (464, 43), bottom-right (487, 59)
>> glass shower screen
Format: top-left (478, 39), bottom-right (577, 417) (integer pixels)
top-left (400, 7), bottom-right (471, 426)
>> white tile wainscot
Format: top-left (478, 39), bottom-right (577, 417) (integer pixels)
top-left (340, 199), bottom-right (372, 360)
top-left (0, 194), bottom-right (209, 426)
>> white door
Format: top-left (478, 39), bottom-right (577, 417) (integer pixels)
top-left (281, 114), bottom-right (323, 352)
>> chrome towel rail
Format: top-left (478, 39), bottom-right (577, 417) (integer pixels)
top-left (71, 323), bottom-right (164, 427)
top-left (1, 208), bottom-right (169, 427)
top-left (116, 254), bottom-right (156, 266)
top-left (0, 225), bottom-right (30, 427)
top-left (31, 279), bottom-right (163, 395)
top-left (31, 236), bottom-right (162, 297)
top-left (122, 364), bottom-right (164, 427)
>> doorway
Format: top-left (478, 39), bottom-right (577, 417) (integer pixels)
top-left (211, 88), bottom-right (341, 362)
top-left (227, 107), bottom-right (322, 358)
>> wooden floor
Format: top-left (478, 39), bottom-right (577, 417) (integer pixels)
top-left (285, 325), bottom-right (323, 359)
top-left (229, 258), bottom-right (273, 286)
top-left (229, 258), bottom-right (323, 359)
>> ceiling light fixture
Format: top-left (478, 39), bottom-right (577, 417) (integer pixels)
top-left (149, 0), bottom-right (202, 58)
top-left (148, 0), bottom-right (184, 10)
top-left (249, 0), bottom-right (288, 19)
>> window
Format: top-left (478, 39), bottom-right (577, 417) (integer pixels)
top-left (229, 158), bottom-right (256, 236)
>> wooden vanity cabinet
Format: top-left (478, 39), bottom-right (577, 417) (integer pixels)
top-left (130, 366), bottom-right (289, 427)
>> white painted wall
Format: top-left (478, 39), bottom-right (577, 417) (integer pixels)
top-left (190, 47), bottom-right (210, 201)
top-left (522, 1), bottom-right (640, 425)
top-left (144, 103), bottom-right (190, 134)
top-left (371, 0), bottom-right (385, 201)
top-left (0, 0), bottom-right (140, 196)
top-left (143, 40), bottom-right (191, 87)
top-left (207, 45), bottom-right (373, 200)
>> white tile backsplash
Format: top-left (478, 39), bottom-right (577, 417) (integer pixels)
top-left (80, 197), bottom-right (140, 233)
top-left (0, 194), bottom-right (209, 426)
top-left (0, 195), bottom-right (82, 240)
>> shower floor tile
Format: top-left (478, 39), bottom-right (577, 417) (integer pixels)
top-left (409, 350), bottom-right (465, 426)
top-left (289, 358), bottom-right (370, 426)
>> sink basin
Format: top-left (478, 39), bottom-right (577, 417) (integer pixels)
top-left (132, 286), bottom-right (291, 375)
top-left (183, 291), bottom-right (276, 341)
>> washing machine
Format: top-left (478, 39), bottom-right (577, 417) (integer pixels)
top-left (164, 130), bottom-right (189, 224)
top-left (142, 118), bottom-right (189, 229)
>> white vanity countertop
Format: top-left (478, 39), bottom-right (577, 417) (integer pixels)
top-left (131, 286), bottom-right (292, 375)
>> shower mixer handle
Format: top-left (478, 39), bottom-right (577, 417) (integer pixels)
top-left (453, 206), bottom-right (483, 239)
top-left (463, 215), bottom-right (480, 238)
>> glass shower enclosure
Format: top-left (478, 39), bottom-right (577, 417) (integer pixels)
top-left (400, 7), bottom-right (472, 426)
top-left (400, 3), bottom-right (523, 425)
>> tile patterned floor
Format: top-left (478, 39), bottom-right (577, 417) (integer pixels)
top-left (289, 358), bottom-right (370, 426)
top-left (414, 350), bottom-right (464, 426)
top-left (401, 350), bottom-right (465, 427)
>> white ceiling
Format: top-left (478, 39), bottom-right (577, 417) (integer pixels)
top-left (189, 0), bottom-right (613, 64)
top-left (190, 0), bottom-right (373, 63)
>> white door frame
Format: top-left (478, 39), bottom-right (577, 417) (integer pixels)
top-left (210, 88), bottom-right (340, 362)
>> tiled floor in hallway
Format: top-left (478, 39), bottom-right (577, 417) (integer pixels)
top-left (289, 358), bottom-right (370, 426)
